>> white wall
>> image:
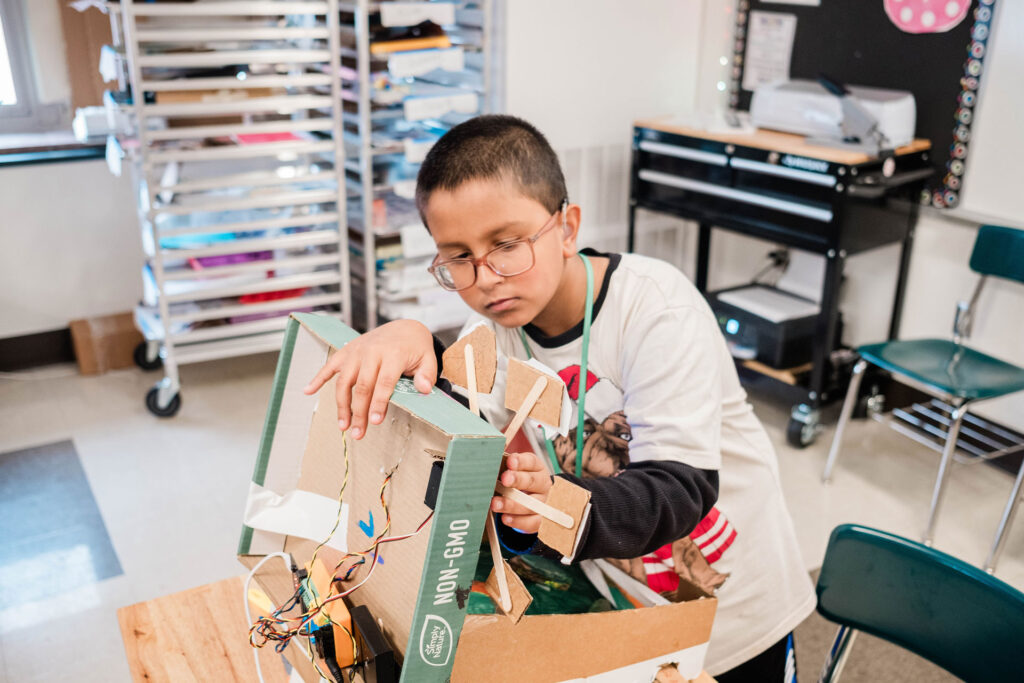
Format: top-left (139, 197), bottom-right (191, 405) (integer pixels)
top-left (504, 0), bottom-right (702, 150)
top-left (503, 0), bottom-right (705, 251)
top-left (0, 159), bottom-right (142, 338)
top-left (958, 0), bottom-right (1024, 225)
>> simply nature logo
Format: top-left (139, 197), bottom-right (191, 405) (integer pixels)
top-left (419, 614), bottom-right (454, 666)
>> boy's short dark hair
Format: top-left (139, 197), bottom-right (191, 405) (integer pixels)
top-left (415, 115), bottom-right (567, 226)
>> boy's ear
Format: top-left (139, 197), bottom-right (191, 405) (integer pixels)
top-left (560, 203), bottom-right (582, 254)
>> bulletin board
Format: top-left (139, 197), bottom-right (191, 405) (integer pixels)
top-left (728, 0), bottom-right (998, 210)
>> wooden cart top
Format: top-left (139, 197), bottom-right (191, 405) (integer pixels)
top-left (634, 116), bottom-right (931, 166)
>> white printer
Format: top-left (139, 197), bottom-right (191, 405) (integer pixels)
top-left (750, 79), bottom-right (916, 151)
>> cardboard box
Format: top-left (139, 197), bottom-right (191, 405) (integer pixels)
top-left (69, 312), bottom-right (143, 375)
top-left (239, 313), bottom-right (717, 682)
top-left (239, 313), bottom-right (507, 682)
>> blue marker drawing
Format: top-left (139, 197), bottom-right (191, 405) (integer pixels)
top-left (358, 510), bottom-right (374, 537)
top-left (357, 510), bottom-right (384, 564)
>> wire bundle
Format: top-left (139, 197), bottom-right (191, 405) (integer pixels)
top-left (247, 432), bottom-right (434, 678)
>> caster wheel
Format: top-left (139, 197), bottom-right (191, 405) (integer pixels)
top-left (145, 386), bottom-right (181, 418)
top-left (133, 342), bottom-right (163, 371)
top-left (786, 416), bottom-right (818, 449)
top-left (853, 392), bottom-right (885, 420)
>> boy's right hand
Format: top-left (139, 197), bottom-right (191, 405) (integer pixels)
top-left (303, 319), bottom-right (436, 439)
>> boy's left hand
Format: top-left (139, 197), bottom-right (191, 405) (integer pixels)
top-left (491, 452), bottom-right (552, 534)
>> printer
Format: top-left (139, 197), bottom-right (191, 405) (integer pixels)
top-left (708, 251), bottom-right (842, 369)
top-left (750, 78), bottom-right (916, 152)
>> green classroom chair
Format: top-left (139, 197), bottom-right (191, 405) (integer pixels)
top-left (815, 524), bottom-right (1024, 683)
top-left (823, 224), bottom-right (1024, 571)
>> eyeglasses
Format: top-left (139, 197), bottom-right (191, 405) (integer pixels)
top-left (428, 201), bottom-right (568, 292)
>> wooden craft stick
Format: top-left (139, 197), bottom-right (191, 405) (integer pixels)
top-left (502, 376), bottom-right (547, 447)
top-left (495, 482), bottom-right (574, 529)
top-left (464, 344), bottom-right (479, 416)
top-left (485, 512), bottom-right (512, 612)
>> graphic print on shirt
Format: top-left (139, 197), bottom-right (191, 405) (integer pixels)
top-left (550, 364), bottom-right (736, 596)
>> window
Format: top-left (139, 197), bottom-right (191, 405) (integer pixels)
top-left (0, 14), bottom-right (18, 107)
top-left (0, 0), bottom-right (66, 133)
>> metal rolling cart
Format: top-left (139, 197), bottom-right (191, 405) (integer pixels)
top-left (340, 0), bottom-right (491, 331)
top-left (111, 0), bottom-right (350, 417)
top-left (627, 118), bottom-right (934, 447)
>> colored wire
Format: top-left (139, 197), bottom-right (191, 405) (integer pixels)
top-left (243, 552), bottom-right (293, 683)
top-left (247, 434), bottom-right (434, 675)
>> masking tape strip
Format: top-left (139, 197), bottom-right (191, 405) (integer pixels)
top-left (244, 481), bottom-right (348, 551)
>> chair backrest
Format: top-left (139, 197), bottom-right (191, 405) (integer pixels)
top-left (970, 224), bottom-right (1024, 284)
top-left (816, 524), bottom-right (1024, 683)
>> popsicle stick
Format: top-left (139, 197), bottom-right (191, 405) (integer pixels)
top-left (502, 376), bottom-right (547, 447)
top-left (485, 511), bottom-right (512, 612)
top-left (464, 344), bottom-right (479, 416)
top-left (495, 482), bottom-right (574, 529)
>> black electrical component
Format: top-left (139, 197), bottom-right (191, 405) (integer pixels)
top-left (351, 604), bottom-right (399, 683)
top-left (423, 460), bottom-right (444, 510)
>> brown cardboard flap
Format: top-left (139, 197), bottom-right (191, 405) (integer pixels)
top-left (484, 560), bottom-right (532, 624)
top-left (441, 324), bottom-right (497, 393)
top-left (451, 598), bottom-right (717, 683)
top-left (504, 358), bottom-right (564, 427)
top-left (59, 2), bottom-right (112, 109)
top-left (537, 478), bottom-right (591, 558)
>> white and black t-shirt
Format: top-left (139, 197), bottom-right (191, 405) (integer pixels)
top-left (445, 249), bottom-right (815, 674)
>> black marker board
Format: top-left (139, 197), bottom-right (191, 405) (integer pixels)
top-left (733, 0), bottom-right (991, 203)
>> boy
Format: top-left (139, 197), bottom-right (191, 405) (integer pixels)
top-left (305, 115), bottom-right (814, 680)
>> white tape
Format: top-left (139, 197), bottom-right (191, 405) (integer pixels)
top-left (559, 502), bottom-right (591, 565)
top-left (244, 481), bottom-right (348, 551)
top-left (593, 558), bottom-right (671, 607)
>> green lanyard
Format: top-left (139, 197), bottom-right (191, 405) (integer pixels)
top-left (517, 253), bottom-right (594, 478)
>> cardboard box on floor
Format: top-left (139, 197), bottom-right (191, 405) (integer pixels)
top-left (238, 313), bottom-right (717, 683)
top-left (69, 312), bottom-right (143, 375)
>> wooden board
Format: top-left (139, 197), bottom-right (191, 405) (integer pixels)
top-left (634, 117), bottom-right (930, 166)
top-left (117, 575), bottom-right (289, 683)
top-left (58, 2), bottom-right (113, 110)
top-left (742, 359), bottom-right (813, 387)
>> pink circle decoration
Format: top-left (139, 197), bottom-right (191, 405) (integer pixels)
top-left (884, 0), bottom-right (971, 34)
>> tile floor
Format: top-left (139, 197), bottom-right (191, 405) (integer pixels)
top-left (0, 355), bottom-right (1021, 682)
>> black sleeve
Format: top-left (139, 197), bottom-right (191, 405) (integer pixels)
top-left (554, 461), bottom-right (719, 560)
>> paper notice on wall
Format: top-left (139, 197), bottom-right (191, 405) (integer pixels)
top-left (742, 11), bottom-right (798, 92)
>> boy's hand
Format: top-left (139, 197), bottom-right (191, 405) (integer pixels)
top-left (303, 319), bottom-right (435, 439)
top-left (491, 452), bottom-right (553, 534)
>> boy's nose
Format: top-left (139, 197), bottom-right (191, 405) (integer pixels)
top-left (474, 262), bottom-right (504, 291)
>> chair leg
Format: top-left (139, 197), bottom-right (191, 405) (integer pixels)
top-left (984, 454), bottom-right (1024, 573)
top-left (923, 402), bottom-right (968, 545)
top-left (823, 359), bottom-right (868, 483)
top-left (818, 625), bottom-right (858, 683)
